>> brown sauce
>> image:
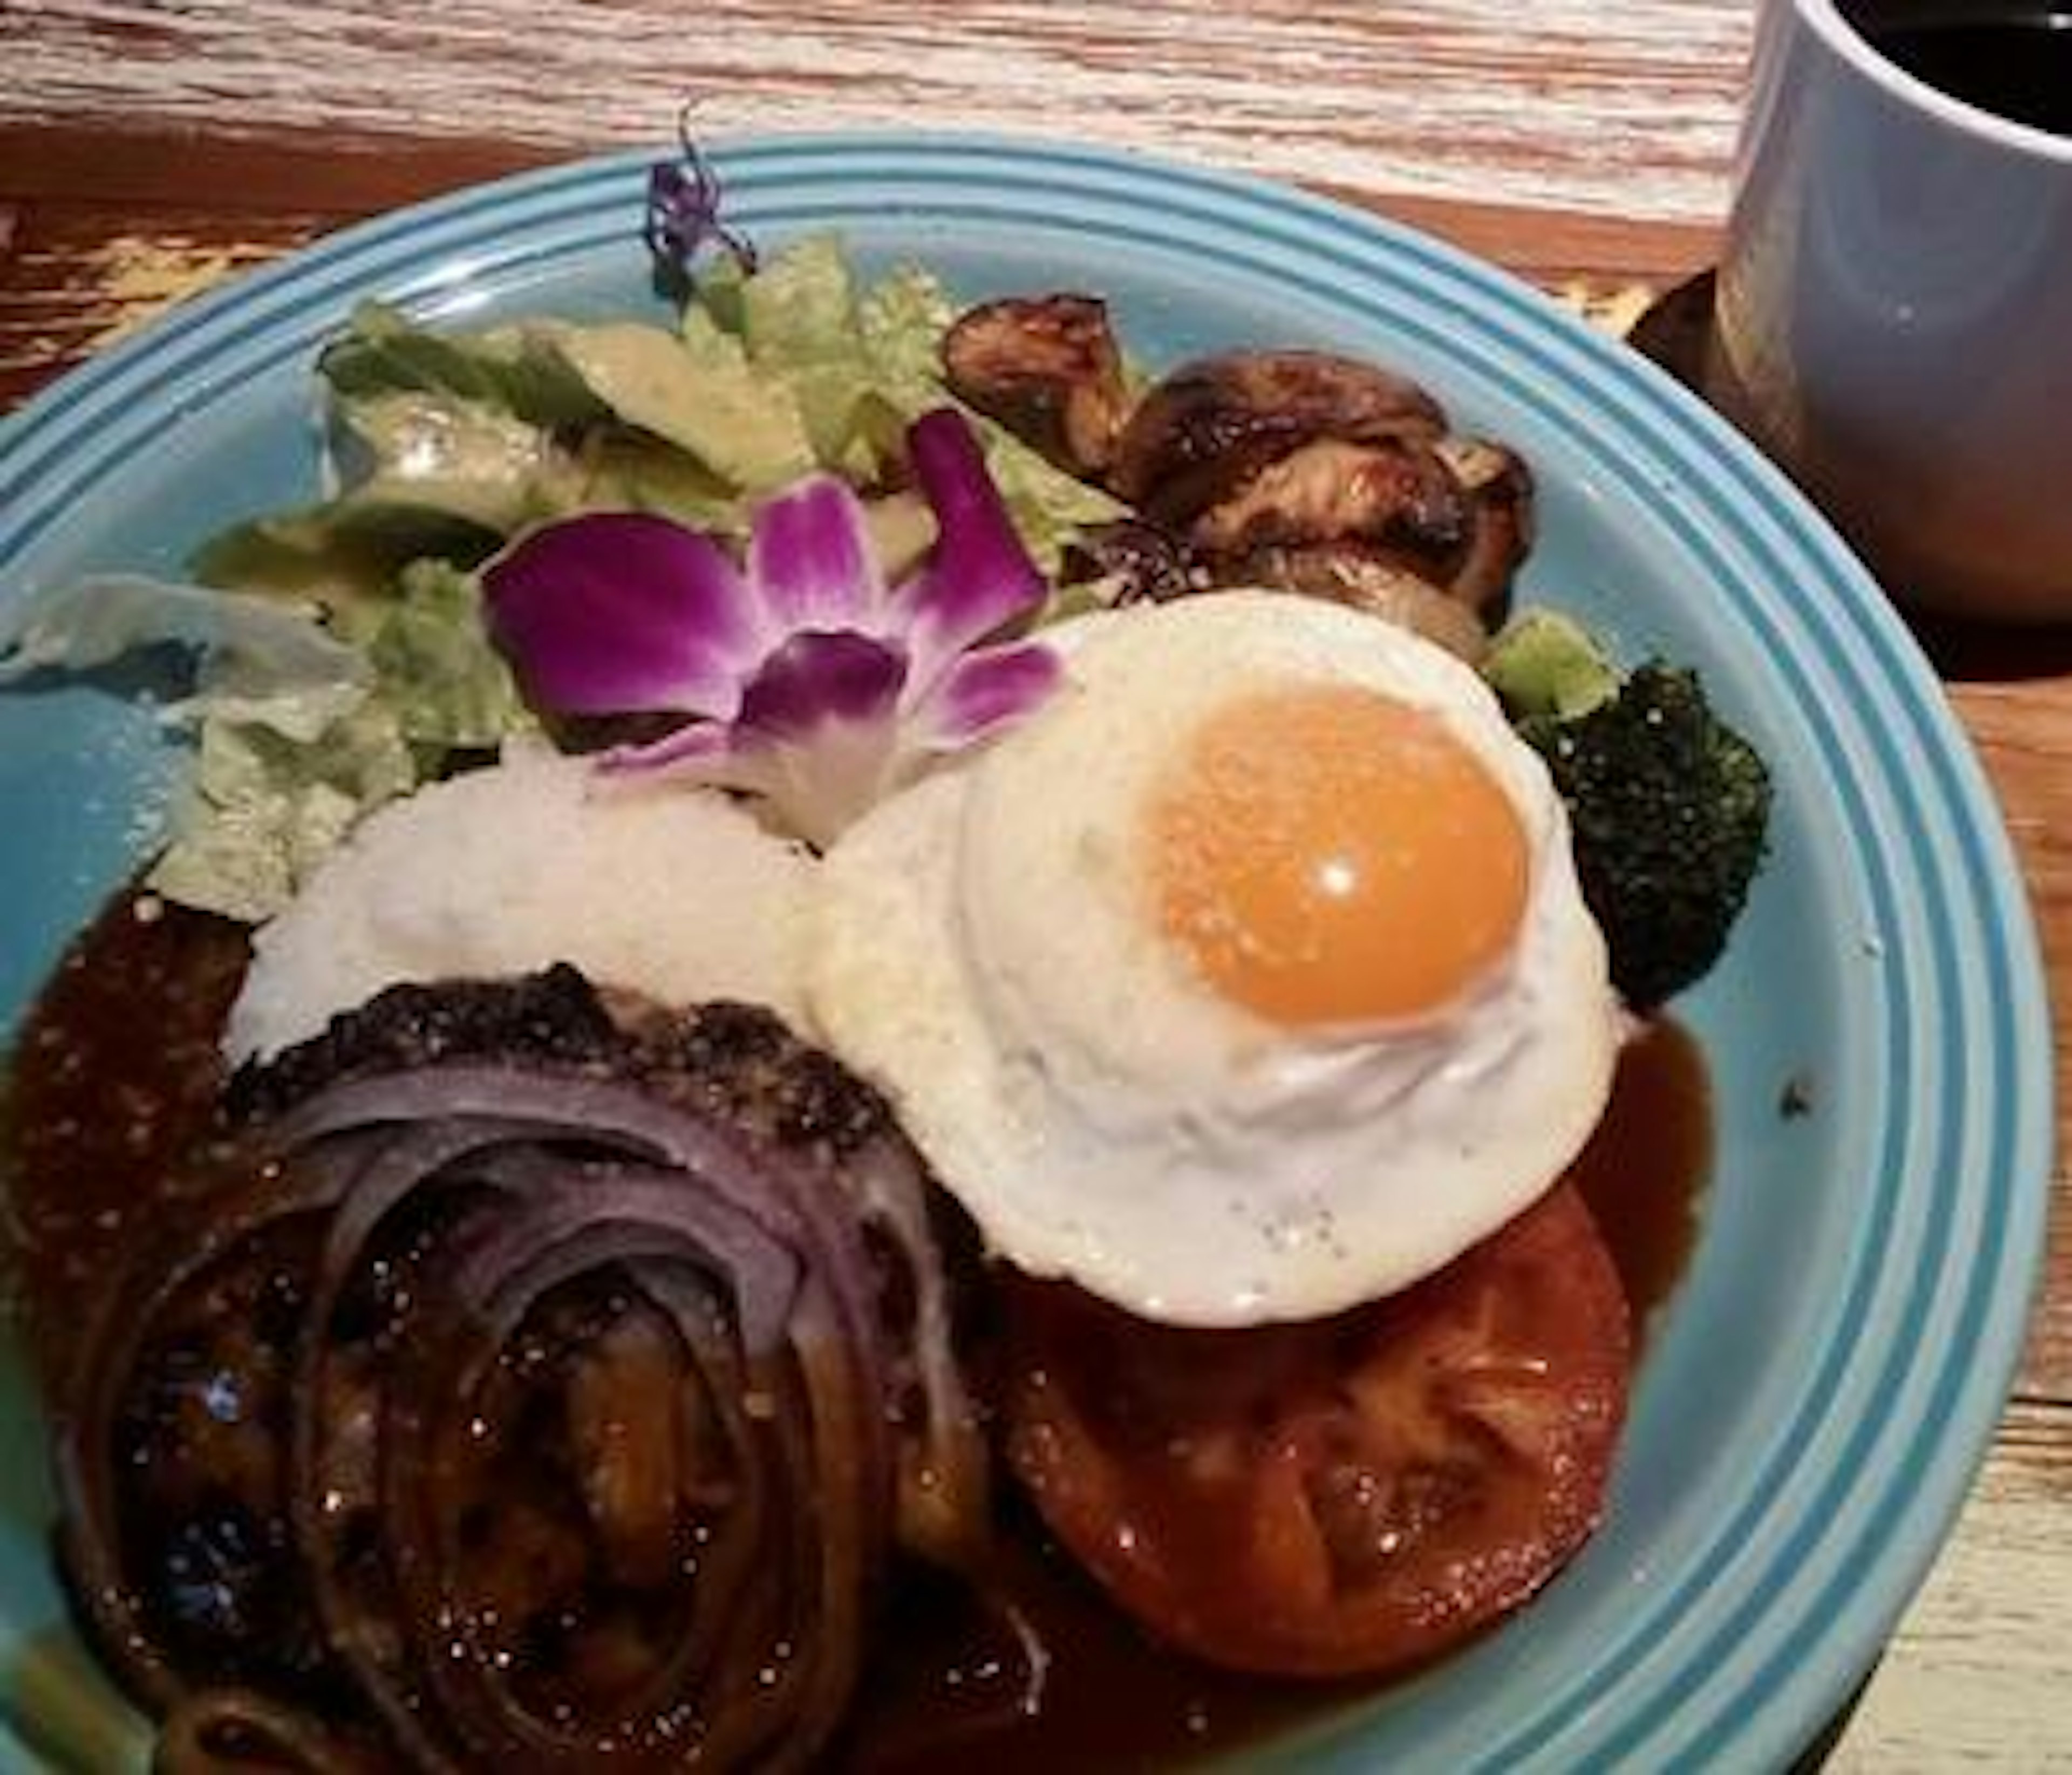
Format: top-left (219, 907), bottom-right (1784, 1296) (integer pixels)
top-left (1567, 1017), bottom-right (1713, 1341)
top-left (1, 888), bottom-right (249, 1393)
top-left (1, 886), bottom-right (1712, 1769)
top-left (838, 1520), bottom-right (1359, 1772)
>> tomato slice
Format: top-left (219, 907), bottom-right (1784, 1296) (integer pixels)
top-left (999, 1183), bottom-right (1630, 1678)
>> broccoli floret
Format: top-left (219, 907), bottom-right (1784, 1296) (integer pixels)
top-left (1484, 616), bottom-right (1773, 1008)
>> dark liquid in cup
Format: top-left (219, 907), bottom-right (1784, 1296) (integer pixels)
top-left (1843, 4), bottom-right (2072, 135)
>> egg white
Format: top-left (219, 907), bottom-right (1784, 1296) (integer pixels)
top-left (809, 591), bottom-right (1620, 1326)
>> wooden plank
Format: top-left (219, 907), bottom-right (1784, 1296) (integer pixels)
top-left (1952, 677), bottom-right (2072, 1406)
top-left (1832, 1399), bottom-right (2072, 1770)
top-left (0, 0), bottom-right (1751, 223)
top-left (0, 122), bottom-right (555, 217)
top-left (0, 203), bottom-right (325, 410)
top-left (0, 125), bottom-right (1725, 283)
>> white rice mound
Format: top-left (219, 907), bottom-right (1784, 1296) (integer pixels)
top-left (226, 749), bottom-right (818, 1061)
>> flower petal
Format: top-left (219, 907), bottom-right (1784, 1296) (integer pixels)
top-left (910, 640), bottom-right (1063, 750)
top-left (735, 630), bottom-right (906, 745)
top-left (893, 409), bottom-right (1048, 686)
top-left (728, 631), bottom-right (911, 847)
top-left (747, 475), bottom-right (885, 631)
top-left (596, 717), bottom-right (738, 778)
top-left (485, 513), bottom-right (756, 717)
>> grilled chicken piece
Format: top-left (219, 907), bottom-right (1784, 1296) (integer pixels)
top-left (1058, 518), bottom-right (1210, 606)
top-left (1110, 349), bottom-right (1533, 616)
top-left (1189, 437), bottom-right (1468, 560)
top-left (1109, 350), bottom-right (1445, 520)
top-left (1057, 516), bottom-right (1488, 661)
top-left (942, 295), bottom-right (1133, 479)
top-left (1212, 543), bottom-right (1494, 663)
top-left (1435, 435), bottom-right (1536, 611)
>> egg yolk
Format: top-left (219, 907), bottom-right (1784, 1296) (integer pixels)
top-left (1150, 684), bottom-right (1529, 1025)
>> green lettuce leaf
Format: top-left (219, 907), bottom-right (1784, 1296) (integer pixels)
top-left (324, 300), bottom-right (817, 494)
top-left (740, 235), bottom-right (863, 362)
top-left (969, 421), bottom-right (1124, 575)
top-left (317, 300), bottom-right (603, 426)
top-left (147, 700), bottom-right (415, 923)
top-left (191, 502), bottom-right (502, 607)
top-left (0, 572), bottom-right (367, 739)
top-left (356, 560), bottom-right (536, 754)
top-left (857, 262), bottom-right (959, 399)
top-left (334, 392), bottom-right (583, 533)
top-left (556, 315), bottom-right (816, 493)
top-left (692, 239), bottom-right (1124, 566)
top-left (1, 566), bottom-right (539, 921)
top-left (147, 562), bottom-right (540, 922)
top-left (575, 434), bottom-right (744, 531)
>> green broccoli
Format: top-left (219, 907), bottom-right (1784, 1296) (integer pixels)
top-left (1483, 610), bottom-right (1773, 1008)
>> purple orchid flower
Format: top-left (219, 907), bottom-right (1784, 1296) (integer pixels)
top-left (483, 408), bottom-right (1062, 846)
top-left (644, 108), bottom-right (758, 288)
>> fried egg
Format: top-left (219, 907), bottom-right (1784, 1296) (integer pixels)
top-left (808, 591), bottom-right (1619, 1325)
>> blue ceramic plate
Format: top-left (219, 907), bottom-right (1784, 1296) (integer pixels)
top-left (0, 134), bottom-right (2051, 1772)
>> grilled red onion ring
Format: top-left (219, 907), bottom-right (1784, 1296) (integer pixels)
top-left (53, 968), bottom-right (989, 1772)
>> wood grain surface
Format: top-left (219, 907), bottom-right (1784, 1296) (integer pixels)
top-left (1, 4), bottom-right (2069, 1768)
top-left (1, 1), bottom-right (1750, 221)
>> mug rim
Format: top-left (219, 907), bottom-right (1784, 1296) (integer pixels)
top-left (1797, 0), bottom-right (2072, 163)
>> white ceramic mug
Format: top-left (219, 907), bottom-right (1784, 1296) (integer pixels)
top-left (1711, 1), bottom-right (2072, 622)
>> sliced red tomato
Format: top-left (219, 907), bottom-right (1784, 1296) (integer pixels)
top-left (999, 1183), bottom-right (1630, 1678)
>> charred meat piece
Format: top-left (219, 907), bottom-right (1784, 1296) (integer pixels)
top-left (1052, 514), bottom-right (1489, 658)
top-left (942, 295), bottom-right (1133, 479)
top-left (1194, 432), bottom-right (1529, 618)
top-left (1435, 434), bottom-right (1536, 611)
top-left (1110, 349), bottom-right (1535, 618)
top-left (1189, 437), bottom-right (1469, 561)
top-left (1212, 543), bottom-right (1494, 663)
top-left (1109, 350), bottom-right (1445, 521)
top-left (1058, 518), bottom-right (1210, 605)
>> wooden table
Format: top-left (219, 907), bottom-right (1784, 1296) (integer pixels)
top-left (2, 4), bottom-right (2067, 1767)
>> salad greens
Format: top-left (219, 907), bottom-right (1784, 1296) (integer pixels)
top-left (0, 234), bottom-right (1120, 922)
top-left (0, 566), bottom-right (534, 923)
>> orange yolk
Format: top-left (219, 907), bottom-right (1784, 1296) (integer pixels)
top-left (1150, 684), bottom-right (1530, 1025)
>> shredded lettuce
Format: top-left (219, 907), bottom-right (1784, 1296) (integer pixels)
top-left (0, 573), bottom-right (367, 732)
top-left (13, 233), bottom-right (1121, 920)
top-left (353, 561), bottom-right (536, 756)
top-left (148, 701), bottom-right (416, 923)
top-left (0, 568), bottom-right (532, 921)
top-left (692, 237), bottom-right (1124, 568)
top-left (317, 301), bottom-right (602, 426)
